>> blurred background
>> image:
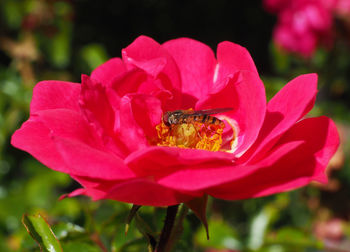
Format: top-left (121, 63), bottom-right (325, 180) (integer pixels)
top-left (0, 0), bottom-right (349, 251)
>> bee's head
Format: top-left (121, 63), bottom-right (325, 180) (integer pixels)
top-left (163, 112), bottom-right (171, 126)
top-left (163, 111), bottom-right (182, 126)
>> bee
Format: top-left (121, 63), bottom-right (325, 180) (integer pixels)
top-left (163, 108), bottom-right (233, 127)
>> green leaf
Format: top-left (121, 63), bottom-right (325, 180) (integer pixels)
top-left (125, 205), bottom-right (142, 235)
top-left (134, 214), bottom-right (157, 248)
top-left (22, 214), bottom-right (62, 252)
top-left (61, 241), bottom-right (101, 252)
top-left (194, 218), bottom-right (241, 250)
top-left (52, 222), bottom-right (85, 240)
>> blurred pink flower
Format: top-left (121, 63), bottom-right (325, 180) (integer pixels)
top-left (12, 36), bottom-right (339, 206)
top-left (264, 0), bottom-right (337, 57)
top-left (334, 0), bottom-right (350, 16)
top-left (314, 218), bottom-right (345, 241)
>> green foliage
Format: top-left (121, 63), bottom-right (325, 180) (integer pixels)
top-left (22, 214), bottom-right (62, 252)
top-left (1, 0), bottom-right (350, 251)
top-left (79, 44), bottom-right (109, 72)
top-left (195, 218), bottom-right (242, 250)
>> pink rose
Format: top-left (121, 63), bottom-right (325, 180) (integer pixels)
top-left (264, 0), bottom-right (334, 57)
top-left (334, 0), bottom-right (350, 16)
top-left (11, 36), bottom-right (339, 206)
top-left (314, 218), bottom-right (345, 241)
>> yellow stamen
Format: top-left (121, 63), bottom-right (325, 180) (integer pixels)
top-left (155, 110), bottom-right (235, 152)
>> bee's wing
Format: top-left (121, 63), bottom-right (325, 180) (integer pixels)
top-left (190, 107), bottom-right (233, 116)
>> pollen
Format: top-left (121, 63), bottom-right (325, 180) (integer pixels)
top-left (155, 120), bottom-right (226, 152)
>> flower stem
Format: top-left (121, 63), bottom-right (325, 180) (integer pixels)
top-left (166, 204), bottom-right (189, 251)
top-left (155, 204), bottom-right (179, 252)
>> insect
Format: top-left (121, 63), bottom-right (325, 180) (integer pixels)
top-left (163, 108), bottom-right (233, 127)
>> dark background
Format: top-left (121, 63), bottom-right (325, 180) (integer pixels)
top-left (72, 0), bottom-right (274, 74)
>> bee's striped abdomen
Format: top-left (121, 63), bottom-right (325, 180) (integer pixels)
top-left (193, 114), bottom-right (225, 127)
top-left (164, 108), bottom-right (231, 128)
top-left (201, 114), bottom-right (208, 123)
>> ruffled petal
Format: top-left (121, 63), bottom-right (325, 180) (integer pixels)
top-left (81, 75), bottom-right (129, 157)
top-left (214, 41), bottom-right (258, 85)
top-left (34, 109), bottom-right (103, 148)
top-left (53, 136), bottom-right (135, 180)
top-left (90, 57), bottom-right (126, 87)
top-left (12, 109), bottom-right (135, 180)
top-left (118, 94), bottom-right (163, 152)
top-left (122, 36), bottom-right (182, 108)
top-left (242, 73), bottom-right (318, 163)
top-left (104, 178), bottom-right (196, 206)
top-left (11, 108), bottom-right (99, 172)
top-left (110, 68), bottom-right (148, 98)
top-left (80, 75), bottom-right (115, 136)
top-left (30, 81), bottom-right (81, 113)
top-left (156, 141), bottom-right (302, 191)
top-left (67, 176), bottom-right (198, 206)
top-left (125, 146), bottom-right (235, 177)
top-left (197, 71), bottom-right (266, 157)
top-left (162, 38), bottom-right (217, 104)
top-left (12, 118), bottom-right (68, 172)
top-left (208, 116), bottom-right (339, 200)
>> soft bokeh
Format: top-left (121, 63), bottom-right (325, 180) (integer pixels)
top-left (264, 0), bottom-right (350, 57)
top-left (1, 0), bottom-right (350, 251)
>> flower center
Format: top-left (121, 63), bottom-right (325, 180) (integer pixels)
top-left (155, 109), bottom-right (234, 152)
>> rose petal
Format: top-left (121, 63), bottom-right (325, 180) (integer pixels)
top-left (125, 146), bottom-right (235, 177)
top-left (122, 36), bottom-right (182, 108)
top-left (208, 116), bottom-right (339, 200)
top-left (214, 41), bottom-right (258, 85)
top-left (242, 73), bottom-right (318, 162)
top-left (12, 119), bottom-right (68, 171)
top-left (90, 57), bottom-right (126, 87)
top-left (118, 94), bottom-right (162, 152)
top-left (276, 116), bottom-right (339, 182)
top-left (104, 178), bottom-right (197, 206)
top-left (53, 135), bottom-right (135, 180)
top-left (109, 67), bottom-right (177, 112)
top-left (68, 175), bottom-right (198, 206)
top-left (11, 108), bottom-right (102, 172)
top-left (34, 109), bottom-right (103, 148)
top-left (80, 75), bottom-right (115, 135)
top-left (12, 109), bottom-right (134, 180)
top-left (60, 188), bottom-right (87, 200)
top-left (30, 81), bottom-right (81, 113)
top-left (71, 175), bottom-right (122, 190)
top-left (110, 68), bottom-right (148, 98)
top-left (197, 71), bottom-right (266, 157)
top-left (156, 141), bottom-right (303, 191)
top-left (122, 36), bottom-right (175, 76)
top-left (79, 75), bottom-right (128, 157)
top-left (162, 38), bottom-right (217, 104)
top-left (80, 75), bottom-right (129, 157)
